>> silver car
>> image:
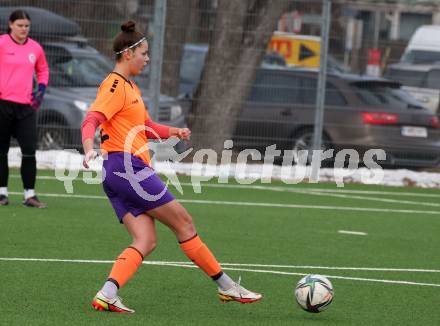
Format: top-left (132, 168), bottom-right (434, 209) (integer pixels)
top-left (179, 43), bottom-right (440, 168)
top-left (385, 62), bottom-right (440, 114)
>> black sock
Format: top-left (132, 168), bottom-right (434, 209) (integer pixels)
top-left (21, 155), bottom-right (36, 190)
top-left (0, 154), bottom-right (8, 188)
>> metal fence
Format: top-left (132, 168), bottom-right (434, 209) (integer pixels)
top-left (3, 0), bottom-right (440, 169)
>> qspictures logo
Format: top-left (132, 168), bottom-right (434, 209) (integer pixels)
top-left (55, 125), bottom-right (386, 198)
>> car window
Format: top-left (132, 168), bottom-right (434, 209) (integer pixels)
top-left (325, 83), bottom-right (347, 106)
top-left (425, 69), bottom-right (440, 89)
top-left (180, 48), bottom-right (208, 84)
top-left (301, 78), bottom-right (346, 106)
top-left (301, 77), bottom-right (317, 104)
top-left (248, 71), bottom-right (300, 104)
top-left (48, 53), bottom-right (113, 87)
top-left (179, 45), bottom-right (286, 94)
top-left (402, 50), bottom-right (440, 64)
top-left (355, 83), bottom-right (423, 109)
top-left (384, 68), bottom-right (425, 87)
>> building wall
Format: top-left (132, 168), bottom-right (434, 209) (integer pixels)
top-left (334, 0), bottom-right (440, 73)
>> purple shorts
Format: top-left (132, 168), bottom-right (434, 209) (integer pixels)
top-left (102, 152), bottom-right (175, 223)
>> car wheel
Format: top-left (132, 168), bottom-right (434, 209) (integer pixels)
top-left (291, 128), bottom-right (332, 166)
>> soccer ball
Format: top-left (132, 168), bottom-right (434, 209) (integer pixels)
top-left (295, 274), bottom-right (334, 313)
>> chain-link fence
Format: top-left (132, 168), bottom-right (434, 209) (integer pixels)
top-left (2, 0), bottom-right (440, 168)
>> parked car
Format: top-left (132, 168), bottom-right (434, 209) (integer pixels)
top-left (237, 69), bottom-right (440, 168)
top-left (179, 43), bottom-right (348, 96)
top-left (0, 6), bottom-right (80, 38)
top-left (179, 45), bottom-right (440, 168)
top-left (384, 62), bottom-right (440, 114)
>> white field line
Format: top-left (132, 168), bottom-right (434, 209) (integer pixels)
top-left (156, 261), bottom-right (440, 273)
top-left (338, 230), bottom-right (368, 236)
top-left (289, 188), bottom-right (440, 208)
top-left (1, 257), bottom-right (439, 288)
top-left (284, 187), bottom-right (440, 198)
top-left (188, 183), bottom-right (440, 208)
top-left (12, 174), bottom-right (440, 207)
top-left (2, 257), bottom-right (440, 273)
top-left (163, 199), bottom-right (440, 215)
top-left (14, 179), bottom-right (438, 208)
top-left (161, 263), bottom-right (440, 288)
top-left (9, 192), bottom-right (107, 200)
top-left (12, 174), bottom-right (440, 208)
top-left (8, 191), bottom-right (440, 215)
top-left (217, 186), bottom-right (440, 207)
top-left (11, 174), bottom-right (440, 198)
top-left (179, 182), bottom-right (440, 199)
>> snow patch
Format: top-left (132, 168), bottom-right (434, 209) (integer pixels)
top-left (8, 148), bottom-right (440, 188)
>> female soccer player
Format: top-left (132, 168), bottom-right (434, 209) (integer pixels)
top-left (81, 21), bottom-right (262, 313)
top-left (0, 9), bottom-right (49, 208)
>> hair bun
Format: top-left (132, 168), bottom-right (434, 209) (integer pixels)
top-left (121, 21), bottom-right (136, 33)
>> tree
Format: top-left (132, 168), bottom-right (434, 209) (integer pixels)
top-left (161, 0), bottom-right (197, 97)
top-left (187, 0), bottom-right (289, 153)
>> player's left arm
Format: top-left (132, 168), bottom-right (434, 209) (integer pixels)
top-left (144, 118), bottom-right (191, 140)
top-left (136, 84), bottom-right (190, 140)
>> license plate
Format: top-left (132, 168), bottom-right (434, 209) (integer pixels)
top-left (401, 126), bottom-right (428, 138)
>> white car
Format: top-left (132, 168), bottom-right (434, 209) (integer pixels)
top-left (401, 25), bottom-right (440, 64)
top-left (384, 63), bottom-right (440, 114)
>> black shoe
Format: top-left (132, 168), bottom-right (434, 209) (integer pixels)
top-left (23, 196), bottom-right (47, 208)
top-left (0, 195), bottom-right (8, 206)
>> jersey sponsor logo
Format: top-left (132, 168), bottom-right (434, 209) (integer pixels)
top-left (132, 99), bottom-right (139, 104)
top-left (6, 52), bottom-right (14, 55)
top-left (28, 53), bottom-right (36, 64)
top-left (110, 79), bottom-right (119, 93)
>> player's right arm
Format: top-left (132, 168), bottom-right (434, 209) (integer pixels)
top-left (90, 75), bottom-right (126, 120)
top-left (81, 111), bottom-right (106, 168)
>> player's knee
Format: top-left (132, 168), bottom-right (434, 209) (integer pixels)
top-left (176, 209), bottom-right (196, 235)
top-left (144, 239), bottom-right (157, 255)
top-left (181, 223), bottom-right (196, 238)
top-left (20, 141), bottom-right (37, 156)
top-left (136, 238), bottom-right (157, 256)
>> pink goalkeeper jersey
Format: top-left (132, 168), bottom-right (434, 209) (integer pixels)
top-left (0, 34), bottom-right (49, 104)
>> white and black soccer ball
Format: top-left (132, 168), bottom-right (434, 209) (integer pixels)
top-left (295, 274), bottom-right (334, 313)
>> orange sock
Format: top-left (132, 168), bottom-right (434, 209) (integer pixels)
top-left (179, 235), bottom-right (222, 278)
top-left (108, 247), bottom-right (143, 288)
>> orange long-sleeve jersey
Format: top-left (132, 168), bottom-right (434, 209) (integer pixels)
top-left (89, 72), bottom-right (151, 164)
